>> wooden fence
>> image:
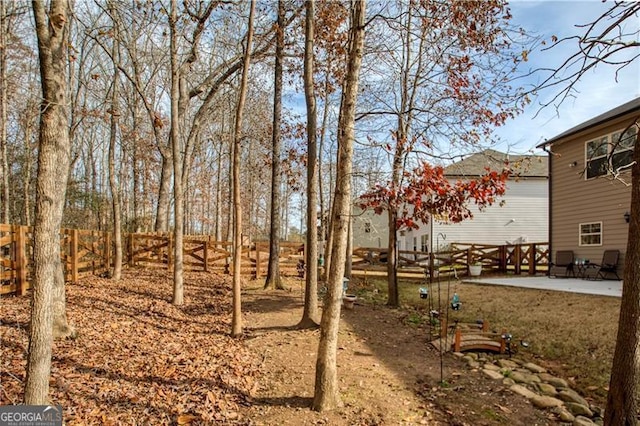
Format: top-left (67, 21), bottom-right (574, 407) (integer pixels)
top-left (352, 242), bottom-right (549, 281)
top-left (1, 222), bottom-right (549, 295)
top-left (0, 224), bottom-right (307, 296)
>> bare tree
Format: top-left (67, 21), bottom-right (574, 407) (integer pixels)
top-left (0, 0), bottom-right (8, 223)
top-left (264, 0), bottom-right (285, 291)
top-left (168, 0), bottom-right (184, 304)
top-left (231, 0), bottom-right (256, 337)
top-left (107, 0), bottom-right (122, 280)
top-left (313, 0), bottom-right (365, 411)
top-left (25, 0), bottom-right (71, 404)
top-left (298, 0), bottom-right (320, 327)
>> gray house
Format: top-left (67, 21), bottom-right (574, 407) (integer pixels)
top-left (537, 97), bottom-right (639, 278)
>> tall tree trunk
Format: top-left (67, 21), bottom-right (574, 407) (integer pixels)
top-left (298, 0), bottom-right (319, 327)
top-left (605, 131), bottom-right (640, 424)
top-left (231, 0), bottom-right (256, 337)
top-left (313, 0), bottom-right (365, 412)
top-left (169, 0), bottom-right (184, 305)
top-left (52, 262), bottom-right (74, 339)
top-left (155, 151), bottom-right (172, 232)
top-left (0, 0), bottom-right (8, 223)
top-left (25, 0), bottom-right (70, 404)
top-left (318, 72), bottom-right (331, 272)
top-left (108, 2), bottom-right (122, 280)
top-left (264, 0), bottom-right (285, 290)
top-left (386, 209), bottom-right (399, 306)
top-left (215, 142), bottom-right (223, 241)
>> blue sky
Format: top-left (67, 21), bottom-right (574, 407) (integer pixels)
top-left (497, 0), bottom-right (640, 154)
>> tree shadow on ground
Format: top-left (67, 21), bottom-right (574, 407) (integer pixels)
top-left (251, 396), bottom-right (313, 409)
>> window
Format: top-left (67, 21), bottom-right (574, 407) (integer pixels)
top-left (420, 234), bottom-right (429, 252)
top-left (364, 222), bottom-right (371, 233)
top-left (612, 128), bottom-right (636, 172)
top-left (579, 222), bottom-right (602, 246)
top-left (586, 137), bottom-right (608, 179)
top-left (586, 128), bottom-right (637, 179)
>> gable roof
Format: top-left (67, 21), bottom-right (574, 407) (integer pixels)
top-left (444, 149), bottom-right (548, 178)
top-left (537, 97), bottom-right (640, 148)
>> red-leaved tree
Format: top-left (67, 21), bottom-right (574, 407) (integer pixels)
top-left (359, 162), bottom-right (510, 304)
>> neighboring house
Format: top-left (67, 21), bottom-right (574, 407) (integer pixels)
top-left (401, 149), bottom-right (549, 253)
top-left (537, 97), bottom-right (639, 279)
top-left (352, 149), bottom-right (549, 253)
top-left (352, 204), bottom-right (388, 249)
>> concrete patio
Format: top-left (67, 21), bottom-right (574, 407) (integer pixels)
top-left (462, 275), bottom-right (622, 297)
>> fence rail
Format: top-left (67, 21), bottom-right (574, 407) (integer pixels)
top-left (1, 223), bottom-right (549, 295)
top-left (0, 224), bottom-right (308, 296)
top-left (351, 242), bottom-right (549, 281)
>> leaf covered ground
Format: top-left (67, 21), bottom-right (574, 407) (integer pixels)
top-left (2, 269), bottom-right (603, 425)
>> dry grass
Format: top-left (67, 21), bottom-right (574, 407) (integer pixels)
top-left (348, 275), bottom-right (621, 407)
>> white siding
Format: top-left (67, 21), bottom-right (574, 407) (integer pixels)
top-left (430, 179), bottom-right (548, 247)
top-left (352, 207), bottom-right (388, 248)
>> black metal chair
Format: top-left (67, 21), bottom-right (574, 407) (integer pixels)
top-left (584, 250), bottom-right (621, 280)
top-left (549, 250), bottom-right (574, 278)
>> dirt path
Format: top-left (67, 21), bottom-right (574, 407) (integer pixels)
top-left (240, 286), bottom-right (552, 425)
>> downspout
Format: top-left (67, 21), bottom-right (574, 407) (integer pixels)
top-left (542, 143), bottom-right (552, 275)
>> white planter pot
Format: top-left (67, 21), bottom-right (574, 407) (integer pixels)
top-left (468, 265), bottom-right (482, 277)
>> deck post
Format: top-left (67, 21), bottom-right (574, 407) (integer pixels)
top-left (529, 243), bottom-right (536, 275)
top-left (514, 245), bottom-right (522, 275)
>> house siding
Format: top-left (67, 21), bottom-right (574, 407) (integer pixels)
top-left (549, 115), bottom-right (633, 273)
top-left (352, 206), bottom-right (388, 248)
top-left (427, 179), bottom-right (548, 247)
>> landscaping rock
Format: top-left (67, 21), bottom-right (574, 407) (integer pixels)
top-left (482, 369), bottom-right (504, 380)
top-left (510, 371), bottom-right (541, 385)
top-left (502, 377), bottom-right (516, 386)
top-left (539, 373), bottom-right (568, 388)
top-left (523, 362), bottom-right (547, 374)
top-left (536, 382), bottom-right (558, 396)
top-left (510, 384), bottom-right (538, 400)
top-left (497, 359), bottom-right (518, 369)
top-left (467, 360), bottom-right (480, 369)
top-left (565, 402), bottom-right (593, 417)
top-left (483, 363), bottom-right (500, 371)
top-left (552, 407), bottom-right (575, 422)
top-left (573, 415), bottom-right (596, 426)
top-left (558, 389), bottom-right (589, 407)
top-left (452, 352), bottom-right (465, 358)
top-left (531, 395), bottom-right (563, 409)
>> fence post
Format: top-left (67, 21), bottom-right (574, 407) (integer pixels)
top-left (70, 229), bottom-right (79, 283)
top-left (254, 244), bottom-right (260, 279)
top-left (529, 243), bottom-right (536, 275)
top-left (514, 244), bottom-right (522, 275)
top-left (167, 233), bottom-right (173, 271)
top-left (14, 225), bottom-right (28, 295)
top-left (203, 240), bottom-right (209, 272)
top-left (127, 233), bottom-right (135, 267)
top-left (104, 231), bottom-right (111, 274)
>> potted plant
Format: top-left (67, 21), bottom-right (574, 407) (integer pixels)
top-left (468, 257), bottom-right (482, 276)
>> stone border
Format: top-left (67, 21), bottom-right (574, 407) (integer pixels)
top-left (454, 352), bottom-right (603, 425)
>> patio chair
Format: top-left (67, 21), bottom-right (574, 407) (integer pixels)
top-left (583, 250), bottom-right (621, 280)
top-left (549, 250), bottom-right (574, 278)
